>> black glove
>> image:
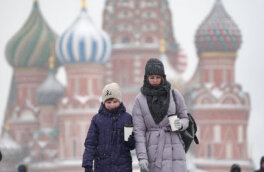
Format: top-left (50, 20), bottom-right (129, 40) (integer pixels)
top-left (125, 132), bottom-right (135, 150)
top-left (84, 165), bottom-right (93, 172)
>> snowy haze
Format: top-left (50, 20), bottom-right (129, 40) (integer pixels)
top-left (0, 0), bottom-right (263, 169)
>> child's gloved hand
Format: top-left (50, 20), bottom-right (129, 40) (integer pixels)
top-left (125, 132), bottom-right (135, 150)
top-left (139, 159), bottom-right (149, 171)
top-left (174, 118), bottom-right (182, 130)
top-left (84, 165), bottom-right (93, 172)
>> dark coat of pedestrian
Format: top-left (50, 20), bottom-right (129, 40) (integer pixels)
top-left (82, 83), bottom-right (135, 172)
top-left (255, 156), bottom-right (264, 172)
top-left (132, 58), bottom-right (189, 172)
top-left (230, 164), bottom-right (241, 172)
top-left (18, 164), bottom-right (27, 172)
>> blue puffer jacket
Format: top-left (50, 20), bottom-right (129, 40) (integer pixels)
top-left (82, 103), bottom-right (134, 172)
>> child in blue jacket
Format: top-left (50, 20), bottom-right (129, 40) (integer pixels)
top-left (82, 83), bottom-right (135, 172)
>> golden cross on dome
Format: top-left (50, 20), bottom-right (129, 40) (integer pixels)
top-left (160, 39), bottom-right (166, 54)
top-left (159, 21), bottom-right (166, 53)
top-left (5, 121), bottom-right (10, 132)
top-left (82, 0), bottom-right (86, 10)
top-left (49, 45), bottom-right (55, 69)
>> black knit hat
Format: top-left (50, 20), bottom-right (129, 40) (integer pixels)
top-left (144, 58), bottom-right (165, 77)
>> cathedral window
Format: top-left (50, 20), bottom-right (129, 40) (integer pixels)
top-left (223, 97), bottom-right (235, 104)
top-left (207, 144), bottom-right (212, 158)
top-left (123, 11), bottom-right (128, 17)
top-left (119, 0), bottom-right (134, 8)
top-left (122, 36), bottom-right (130, 43)
top-left (75, 78), bottom-right (80, 95)
top-left (119, 67), bottom-right (128, 86)
top-left (143, 11), bottom-right (157, 18)
top-left (118, 11), bottom-right (132, 18)
top-left (118, 24), bottom-right (132, 31)
top-left (27, 87), bottom-right (32, 101)
top-left (209, 69), bottom-right (214, 83)
top-left (238, 125), bottom-right (243, 143)
top-left (73, 140), bottom-right (77, 158)
top-left (146, 0), bottom-right (158, 7)
top-left (213, 125), bottom-right (221, 143)
top-left (226, 142), bottom-right (233, 158)
top-left (145, 36), bottom-right (153, 43)
top-left (143, 23), bottom-right (157, 31)
top-left (223, 69), bottom-right (227, 84)
top-left (20, 110), bottom-right (35, 121)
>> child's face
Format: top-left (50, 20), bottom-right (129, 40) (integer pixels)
top-left (148, 75), bottom-right (162, 87)
top-left (104, 98), bottom-right (120, 110)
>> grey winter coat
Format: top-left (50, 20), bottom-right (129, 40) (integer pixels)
top-left (132, 89), bottom-right (189, 172)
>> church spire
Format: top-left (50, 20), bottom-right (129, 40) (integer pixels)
top-left (159, 21), bottom-right (166, 54)
top-left (82, 0), bottom-right (86, 10)
top-left (49, 45), bottom-right (55, 70)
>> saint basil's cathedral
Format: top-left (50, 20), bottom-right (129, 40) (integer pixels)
top-left (0, 0), bottom-right (253, 171)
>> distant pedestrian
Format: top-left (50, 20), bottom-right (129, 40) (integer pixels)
top-left (230, 164), bottom-right (241, 172)
top-left (0, 150), bottom-right (2, 162)
top-left (255, 156), bottom-right (264, 172)
top-left (18, 164), bottom-right (27, 172)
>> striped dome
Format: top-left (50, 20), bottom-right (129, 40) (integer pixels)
top-left (56, 8), bottom-right (112, 64)
top-left (36, 70), bottom-right (64, 106)
top-left (195, 0), bottom-right (242, 54)
top-left (5, 1), bottom-right (60, 68)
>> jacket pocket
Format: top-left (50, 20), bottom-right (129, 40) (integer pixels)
top-left (172, 143), bottom-right (186, 160)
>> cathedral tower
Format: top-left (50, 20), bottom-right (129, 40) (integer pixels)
top-left (56, 0), bottom-right (111, 160)
top-left (4, 0), bottom-right (59, 147)
top-left (102, 0), bottom-right (185, 108)
top-left (188, 0), bottom-right (253, 171)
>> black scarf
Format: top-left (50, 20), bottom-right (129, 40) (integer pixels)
top-left (141, 77), bottom-right (171, 124)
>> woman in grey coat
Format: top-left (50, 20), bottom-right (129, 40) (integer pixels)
top-left (132, 58), bottom-right (189, 172)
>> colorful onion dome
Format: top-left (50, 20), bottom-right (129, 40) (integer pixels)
top-left (36, 72), bottom-right (64, 105)
top-left (56, 3), bottom-right (112, 64)
top-left (36, 56), bottom-right (64, 106)
top-left (195, 0), bottom-right (242, 54)
top-left (5, 1), bottom-right (60, 68)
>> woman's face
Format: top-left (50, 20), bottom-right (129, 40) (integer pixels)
top-left (148, 75), bottom-right (162, 87)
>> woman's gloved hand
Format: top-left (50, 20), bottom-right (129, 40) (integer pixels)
top-left (139, 159), bottom-right (149, 171)
top-left (174, 118), bottom-right (182, 130)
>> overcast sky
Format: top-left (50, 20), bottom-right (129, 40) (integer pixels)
top-left (0, 0), bottom-right (263, 168)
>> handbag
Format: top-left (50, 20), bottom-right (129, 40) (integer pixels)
top-left (172, 90), bottom-right (199, 152)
